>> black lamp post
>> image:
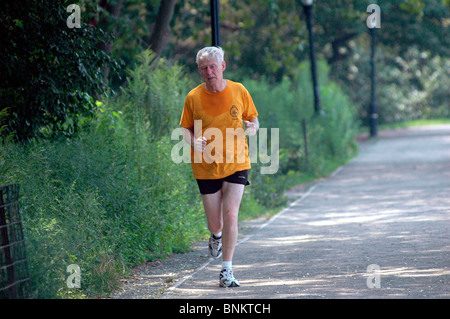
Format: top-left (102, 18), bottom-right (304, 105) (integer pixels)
top-left (368, 25), bottom-right (378, 137)
top-left (210, 0), bottom-right (221, 47)
top-left (301, 0), bottom-right (323, 116)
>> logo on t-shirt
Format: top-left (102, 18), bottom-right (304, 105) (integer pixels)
top-left (230, 105), bottom-right (239, 119)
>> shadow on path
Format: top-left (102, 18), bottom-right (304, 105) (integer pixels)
top-left (109, 125), bottom-right (450, 299)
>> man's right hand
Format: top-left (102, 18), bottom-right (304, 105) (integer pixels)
top-left (194, 136), bottom-right (207, 152)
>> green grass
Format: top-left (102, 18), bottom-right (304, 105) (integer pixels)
top-left (379, 118), bottom-right (450, 129)
top-left (359, 118), bottom-right (450, 134)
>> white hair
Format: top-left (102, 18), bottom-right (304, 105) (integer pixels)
top-left (195, 46), bottom-right (224, 65)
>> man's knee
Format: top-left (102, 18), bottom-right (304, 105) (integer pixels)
top-left (222, 207), bottom-right (238, 225)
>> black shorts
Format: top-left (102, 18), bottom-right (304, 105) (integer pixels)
top-left (196, 170), bottom-right (250, 195)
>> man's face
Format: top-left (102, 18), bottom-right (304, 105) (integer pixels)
top-left (198, 58), bottom-right (226, 87)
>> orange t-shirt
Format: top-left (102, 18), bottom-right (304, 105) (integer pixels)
top-left (179, 80), bottom-right (258, 179)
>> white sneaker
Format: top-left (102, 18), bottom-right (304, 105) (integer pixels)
top-left (208, 234), bottom-right (222, 259)
top-left (219, 268), bottom-right (240, 287)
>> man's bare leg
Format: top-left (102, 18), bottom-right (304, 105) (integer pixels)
top-left (201, 190), bottom-right (223, 235)
top-left (220, 182), bottom-right (244, 262)
top-left (201, 182), bottom-right (245, 287)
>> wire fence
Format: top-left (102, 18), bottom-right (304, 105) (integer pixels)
top-left (0, 183), bottom-right (32, 299)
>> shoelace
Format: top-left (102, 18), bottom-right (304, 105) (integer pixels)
top-left (211, 237), bottom-right (221, 249)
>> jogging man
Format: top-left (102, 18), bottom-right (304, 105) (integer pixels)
top-left (179, 46), bottom-right (259, 287)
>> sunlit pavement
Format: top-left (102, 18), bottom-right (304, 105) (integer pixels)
top-left (162, 125), bottom-right (450, 299)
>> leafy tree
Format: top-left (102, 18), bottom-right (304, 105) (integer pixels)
top-left (166, 0), bottom-right (306, 81)
top-left (0, 0), bottom-right (115, 142)
top-left (322, 0), bottom-right (449, 124)
top-left (2, 0), bottom-right (447, 143)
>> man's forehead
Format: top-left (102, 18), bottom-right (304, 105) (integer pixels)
top-left (198, 58), bottom-right (221, 67)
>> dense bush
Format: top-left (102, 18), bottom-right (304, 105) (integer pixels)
top-left (0, 51), bottom-right (205, 298)
top-left (331, 43), bottom-right (449, 126)
top-left (0, 0), bottom-right (116, 142)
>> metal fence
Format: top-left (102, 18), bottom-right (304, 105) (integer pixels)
top-left (0, 183), bottom-right (32, 299)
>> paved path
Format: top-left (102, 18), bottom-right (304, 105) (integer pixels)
top-left (162, 125), bottom-right (450, 299)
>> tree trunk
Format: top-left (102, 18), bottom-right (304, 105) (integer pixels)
top-left (98, 0), bottom-right (122, 82)
top-left (148, 0), bottom-right (177, 58)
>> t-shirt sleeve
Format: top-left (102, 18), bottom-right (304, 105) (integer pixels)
top-left (242, 87), bottom-right (258, 121)
top-left (179, 95), bottom-right (194, 128)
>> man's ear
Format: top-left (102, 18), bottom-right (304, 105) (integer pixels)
top-left (222, 61), bottom-right (226, 72)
